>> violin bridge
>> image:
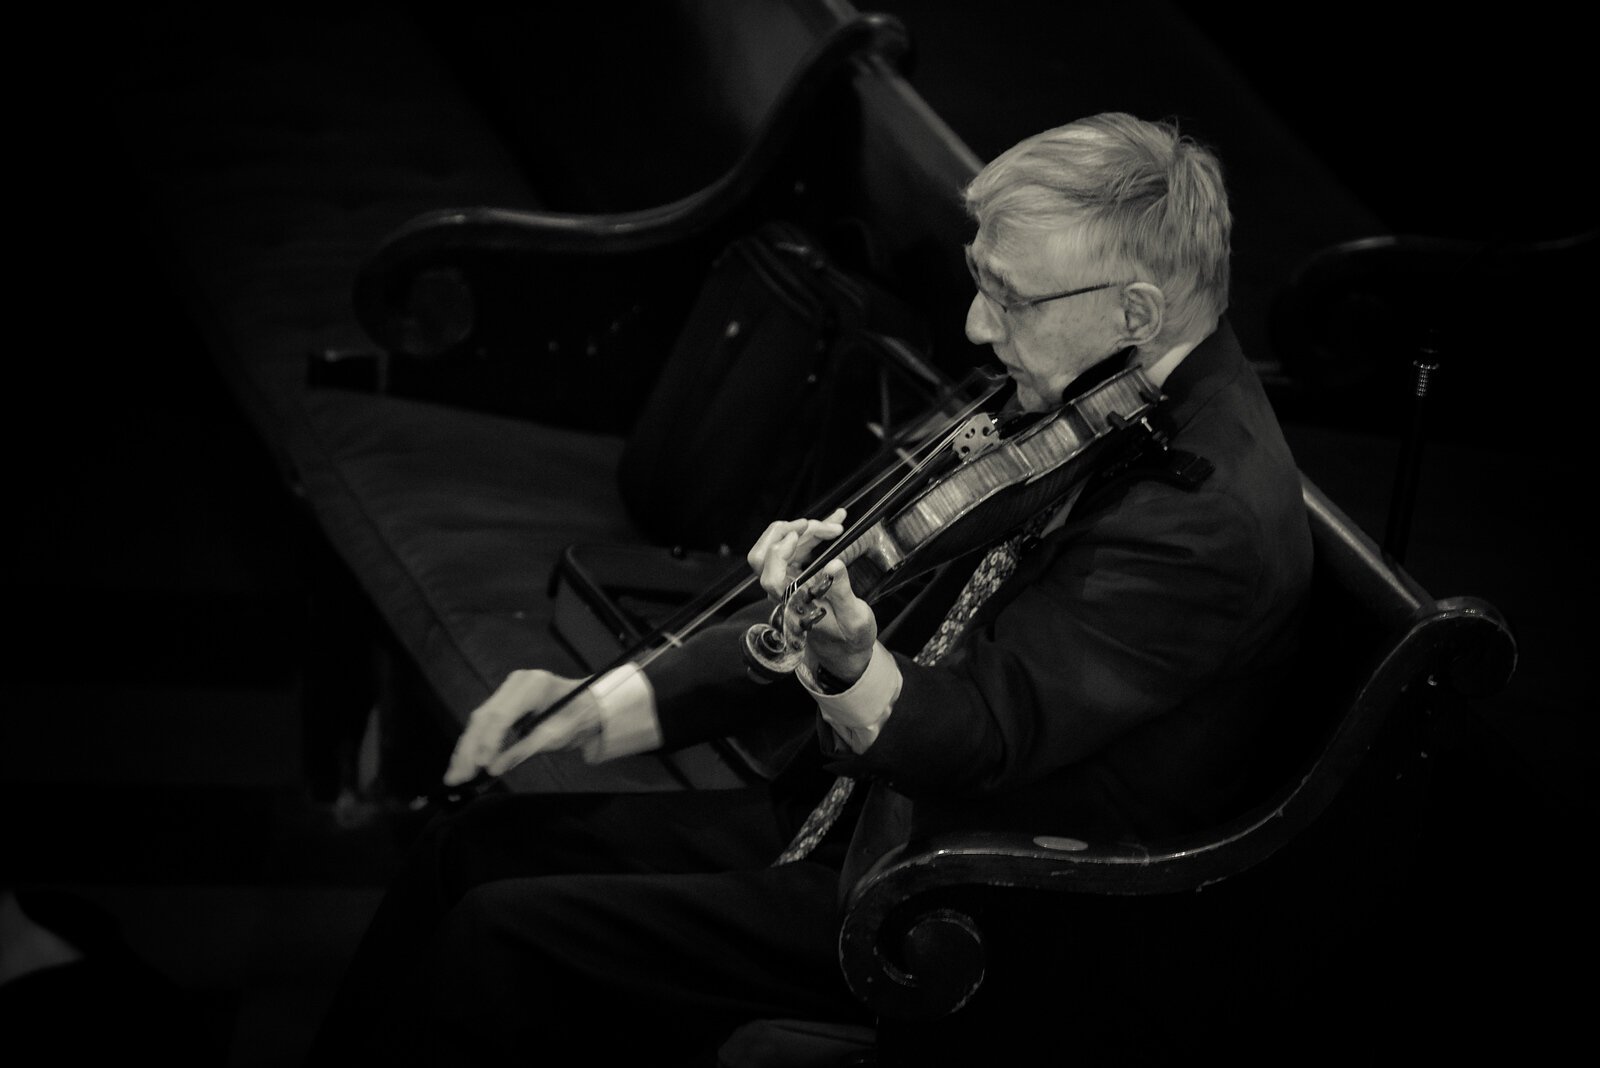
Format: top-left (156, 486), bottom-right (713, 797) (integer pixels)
top-left (951, 413), bottom-right (1001, 460)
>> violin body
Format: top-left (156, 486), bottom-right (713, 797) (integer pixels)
top-left (745, 365), bottom-right (1166, 678)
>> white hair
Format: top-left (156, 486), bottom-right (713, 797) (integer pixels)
top-left (964, 112), bottom-right (1232, 339)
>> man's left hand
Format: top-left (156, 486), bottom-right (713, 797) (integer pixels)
top-left (747, 509), bottom-right (878, 686)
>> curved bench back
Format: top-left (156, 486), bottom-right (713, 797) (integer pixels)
top-left (351, 7), bottom-right (925, 359)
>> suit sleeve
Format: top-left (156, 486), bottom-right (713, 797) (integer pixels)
top-left (641, 600), bottom-right (818, 751)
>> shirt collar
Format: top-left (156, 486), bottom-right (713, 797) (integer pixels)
top-left (1142, 336), bottom-right (1202, 388)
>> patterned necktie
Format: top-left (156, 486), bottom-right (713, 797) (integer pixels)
top-left (772, 513), bottom-right (1047, 864)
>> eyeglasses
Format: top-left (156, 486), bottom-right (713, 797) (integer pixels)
top-left (964, 245), bottom-right (1118, 314)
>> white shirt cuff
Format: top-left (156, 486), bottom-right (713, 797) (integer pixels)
top-left (797, 642), bottom-right (901, 753)
top-left (578, 662), bottom-right (663, 763)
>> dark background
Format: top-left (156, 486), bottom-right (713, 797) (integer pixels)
top-left (4, 2), bottom-right (1591, 1064)
top-left (886, 0), bottom-right (1594, 242)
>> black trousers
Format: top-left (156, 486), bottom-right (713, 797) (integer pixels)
top-left (307, 782), bottom-right (871, 1067)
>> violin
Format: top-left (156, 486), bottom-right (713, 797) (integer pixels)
top-left (742, 362), bottom-right (1166, 678)
top-left (418, 362), bottom-right (1166, 810)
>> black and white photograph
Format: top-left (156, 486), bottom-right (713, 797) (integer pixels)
top-left (5, 2), bottom-right (1589, 1064)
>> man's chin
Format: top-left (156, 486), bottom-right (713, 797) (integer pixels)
top-left (1014, 383), bottom-right (1052, 413)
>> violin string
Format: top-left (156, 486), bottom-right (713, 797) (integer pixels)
top-left (780, 383), bottom-right (1005, 602)
top-left (821, 375), bottom-right (1006, 525)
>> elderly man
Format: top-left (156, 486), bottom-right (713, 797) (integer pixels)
top-left (309, 112), bottom-right (1312, 1066)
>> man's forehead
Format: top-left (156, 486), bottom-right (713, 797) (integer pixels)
top-left (974, 227), bottom-right (1088, 289)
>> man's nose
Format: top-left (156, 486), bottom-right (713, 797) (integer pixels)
top-left (965, 292), bottom-right (1004, 346)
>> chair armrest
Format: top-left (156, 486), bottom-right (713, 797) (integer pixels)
top-left (837, 829), bottom-right (1189, 1020)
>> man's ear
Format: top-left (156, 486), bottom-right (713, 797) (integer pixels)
top-left (1120, 283), bottom-right (1165, 345)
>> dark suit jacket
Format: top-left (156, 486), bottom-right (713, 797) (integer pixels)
top-left (647, 320), bottom-right (1312, 849)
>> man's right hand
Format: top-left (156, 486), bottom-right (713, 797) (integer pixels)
top-left (442, 669), bottom-right (596, 786)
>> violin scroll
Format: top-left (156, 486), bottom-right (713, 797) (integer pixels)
top-left (742, 617), bottom-right (804, 682)
top-left (743, 573), bottom-right (834, 682)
